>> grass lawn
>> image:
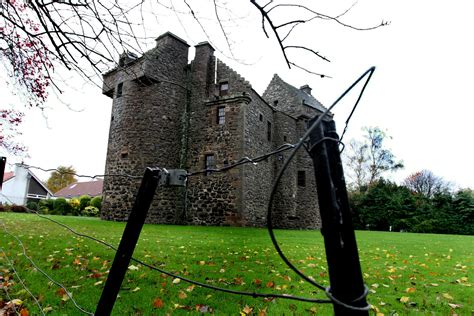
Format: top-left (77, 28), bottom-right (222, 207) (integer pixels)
top-left (0, 212), bottom-right (473, 315)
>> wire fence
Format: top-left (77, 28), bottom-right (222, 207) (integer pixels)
top-left (0, 67), bottom-right (375, 315)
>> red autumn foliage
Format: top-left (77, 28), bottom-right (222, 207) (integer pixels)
top-left (0, 109), bottom-right (27, 155)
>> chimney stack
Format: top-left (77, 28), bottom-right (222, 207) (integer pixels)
top-left (300, 84), bottom-right (312, 95)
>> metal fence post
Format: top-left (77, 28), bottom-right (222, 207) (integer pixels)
top-left (0, 157), bottom-right (6, 191)
top-left (95, 167), bottom-right (161, 315)
top-left (308, 116), bottom-right (369, 315)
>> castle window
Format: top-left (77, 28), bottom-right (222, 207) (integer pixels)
top-left (219, 81), bottom-right (229, 96)
top-left (283, 135), bottom-right (287, 142)
top-left (116, 82), bottom-right (123, 98)
top-left (267, 121), bottom-right (272, 141)
top-left (217, 106), bottom-right (225, 125)
top-left (204, 154), bottom-right (215, 176)
top-left (297, 171), bottom-right (306, 187)
top-left (259, 113), bottom-right (263, 122)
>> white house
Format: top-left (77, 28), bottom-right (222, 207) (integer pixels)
top-left (0, 164), bottom-right (52, 205)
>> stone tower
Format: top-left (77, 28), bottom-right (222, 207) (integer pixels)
top-left (101, 31), bottom-right (325, 229)
top-left (101, 32), bottom-right (189, 223)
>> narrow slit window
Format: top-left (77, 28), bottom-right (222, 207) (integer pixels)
top-left (116, 82), bottom-right (123, 98)
top-left (267, 121), bottom-right (272, 141)
top-left (219, 81), bottom-right (229, 96)
top-left (297, 171), bottom-right (306, 187)
top-left (205, 154), bottom-right (215, 176)
top-left (217, 106), bottom-right (225, 125)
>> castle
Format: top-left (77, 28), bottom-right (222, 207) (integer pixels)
top-left (101, 32), bottom-right (330, 229)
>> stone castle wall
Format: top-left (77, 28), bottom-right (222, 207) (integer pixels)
top-left (101, 32), bottom-right (322, 229)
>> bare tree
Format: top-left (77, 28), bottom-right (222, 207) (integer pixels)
top-left (344, 127), bottom-right (403, 191)
top-left (1, 0), bottom-right (387, 108)
top-left (403, 170), bottom-right (451, 197)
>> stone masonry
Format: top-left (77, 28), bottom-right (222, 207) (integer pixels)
top-left (101, 31), bottom-right (329, 229)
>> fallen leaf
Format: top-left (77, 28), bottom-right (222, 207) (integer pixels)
top-left (406, 287), bottom-right (416, 293)
top-left (178, 291), bottom-right (187, 299)
top-left (442, 293), bottom-right (454, 300)
top-left (196, 304), bottom-right (213, 313)
top-left (62, 293), bottom-right (70, 302)
top-left (153, 298), bottom-right (164, 308)
top-left (132, 287), bottom-right (140, 292)
top-left (448, 303), bottom-right (462, 309)
top-left (400, 296), bottom-right (409, 303)
top-left (241, 305), bottom-right (253, 315)
top-left (20, 308), bottom-right (29, 316)
top-left (42, 306), bottom-right (53, 313)
top-left (55, 288), bottom-right (66, 297)
top-left (266, 281), bottom-right (275, 288)
top-left (128, 265), bottom-right (139, 271)
top-left (172, 278), bottom-right (181, 284)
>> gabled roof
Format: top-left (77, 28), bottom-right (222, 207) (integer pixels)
top-left (2, 166), bottom-right (53, 197)
top-left (269, 74), bottom-right (328, 113)
top-left (3, 171), bottom-right (14, 182)
top-left (54, 180), bottom-right (103, 198)
top-left (30, 170), bottom-right (54, 196)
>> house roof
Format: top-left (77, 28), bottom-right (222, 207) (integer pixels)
top-left (54, 180), bottom-right (103, 198)
top-left (2, 166), bottom-right (53, 197)
top-left (3, 171), bottom-right (14, 182)
top-left (271, 74), bottom-right (328, 113)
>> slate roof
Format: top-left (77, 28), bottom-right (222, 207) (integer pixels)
top-left (272, 74), bottom-right (328, 113)
top-left (54, 180), bottom-right (103, 198)
top-left (295, 87), bottom-right (327, 113)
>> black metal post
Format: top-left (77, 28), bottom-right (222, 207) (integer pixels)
top-left (0, 157), bottom-right (6, 191)
top-left (308, 116), bottom-right (369, 315)
top-left (95, 168), bottom-right (161, 315)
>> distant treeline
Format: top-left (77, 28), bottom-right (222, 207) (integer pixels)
top-left (349, 179), bottom-right (474, 235)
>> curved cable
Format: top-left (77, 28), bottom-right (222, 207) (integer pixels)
top-left (266, 67), bottom-right (375, 308)
top-left (0, 247), bottom-right (45, 315)
top-left (22, 209), bottom-right (331, 304)
top-left (0, 222), bottom-right (94, 315)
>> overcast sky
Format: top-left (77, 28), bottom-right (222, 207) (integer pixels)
top-left (2, 0), bottom-right (473, 189)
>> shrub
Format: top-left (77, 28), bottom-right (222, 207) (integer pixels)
top-left (39, 199), bottom-right (55, 213)
top-left (82, 206), bottom-right (99, 217)
top-left (53, 198), bottom-right (71, 215)
top-left (90, 196), bottom-right (102, 210)
top-left (69, 198), bottom-right (81, 216)
top-left (26, 201), bottom-right (38, 211)
top-left (10, 205), bottom-right (27, 213)
top-left (0, 204), bottom-right (8, 212)
top-left (79, 195), bottom-right (91, 211)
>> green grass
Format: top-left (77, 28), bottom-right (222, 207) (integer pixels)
top-left (0, 213), bottom-right (472, 315)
